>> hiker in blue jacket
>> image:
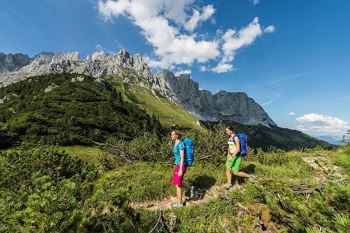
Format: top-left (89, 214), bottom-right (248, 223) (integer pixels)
top-left (170, 130), bottom-right (187, 208)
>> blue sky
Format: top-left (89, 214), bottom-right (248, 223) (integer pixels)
top-left (1, 0), bottom-right (350, 137)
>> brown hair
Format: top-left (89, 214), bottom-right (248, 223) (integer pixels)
top-left (226, 126), bottom-right (235, 132)
top-left (172, 130), bottom-right (181, 136)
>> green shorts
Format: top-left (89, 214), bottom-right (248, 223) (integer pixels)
top-left (225, 155), bottom-right (242, 172)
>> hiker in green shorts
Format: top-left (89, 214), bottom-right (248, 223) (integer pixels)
top-left (224, 126), bottom-right (255, 190)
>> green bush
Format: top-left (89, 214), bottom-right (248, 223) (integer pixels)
top-left (0, 73), bottom-right (162, 147)
top-left (0, 147), bottom-right (140, 233)
top-left (334, 152), bottom-right (350, 175)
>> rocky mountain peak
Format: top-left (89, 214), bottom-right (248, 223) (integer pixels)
top-left (0, 49), bottom-right (276, 126)
top-left (51, 51), bottom-right (80, 63)
top-left (87, 51), bottom-right (109, 61)
top-left (0, 52), bottom-right (32, 73)
top-left (32, 52), bottom-right (55, 66)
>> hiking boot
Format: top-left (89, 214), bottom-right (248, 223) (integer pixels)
top-left (171, 203), bottom-right (184, 209)
top-left (190, 186), bottom-right (195, 199)
top-left (224, 183), bottom-right (233, 190)
top-left (247, 175), bottom-right (256, 183)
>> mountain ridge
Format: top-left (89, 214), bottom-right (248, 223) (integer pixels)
top-left (0, 49), bottom-right (276, 127)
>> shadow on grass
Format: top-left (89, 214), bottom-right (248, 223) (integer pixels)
top-left (237, 163), bottom-right (256, 184)
top-left (241, 163), bottom-right (256, 174)
top-left (190, 175), bottom-right (217, 190)
top-left (185, 175), bottom-right (217, 201)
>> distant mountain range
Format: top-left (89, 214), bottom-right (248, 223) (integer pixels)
top-left (0, 49), bottom-right (332, 149)
top-left (316, 135), bottom-right (343, 145)
top-left (0, 49), bottom-right (275, 126)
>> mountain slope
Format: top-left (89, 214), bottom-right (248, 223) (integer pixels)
top-left (201, 121), bottom-right (331, 150)
top-left (0, 52), bottom-right (32, 72)
top-left (0, 49), bottom-right (275, 126)
top-left (0, 73), bottom-right (161, 147)
top-left (107, 72), bottom-right (205, 131)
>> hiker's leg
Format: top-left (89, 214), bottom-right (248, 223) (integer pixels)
top-left (226, 166), bottom-right (232, 184)
top-left (176, 185), bottom-right (183, 203)
top-left (232, 156), bottom-right (250, 178)
top-left (233, 175), bottom-right (240, 186)
top-left (233, 171), bottom-right (250, 178)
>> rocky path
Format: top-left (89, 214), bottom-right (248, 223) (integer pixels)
top-left (302, 155), bottom-right (346, 183)
top-left (131, 154), bottom-right (347, 211)
top-left (130, 184), bottom-right (240, 211)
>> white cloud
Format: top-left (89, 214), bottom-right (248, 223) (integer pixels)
top-left (185, 5), bottom-right (215, 32)
top-left (253, 0), bottom-right (260, 5)
top-left (212, 17), bottom-right (275, 73)
top-left (174, 69), bottom-right (191, 76)
top-left (199, 65), bottom-right (208, 72)
top-left (264, 25), bottom-right (275, 33)
top-left (98, 0), bottom-right (219, 69)
top-left (288, 111), bottom-right (296, 116)
top-left (222, 18), bottom-right (262, 62)
top-left (211, 62), bottom-right (233, 73)
top-left (98, 0), bottom-right (274, 72)
top-left (296, 113), bottom-right (349, 136)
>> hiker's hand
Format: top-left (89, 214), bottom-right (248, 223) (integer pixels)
top-left (178, 170), bottom-right (183, 176)
top-left (228, 156), bottom-right (234, 162)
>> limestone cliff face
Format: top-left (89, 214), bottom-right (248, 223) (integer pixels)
top-left (151, 71), bottom-right (276, 126)
top-left (0, 49), bottom-right (276, 126)
top-left (0, 53), bottom-right (32, 73)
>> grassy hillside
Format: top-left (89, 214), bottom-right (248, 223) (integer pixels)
top-left (107, 72), bottom-right (205, 132)
top-left (1, 143), bottom-right (349, 233)
top-left (0, 73), bottom-right (162, 147)
top-left (0, 71), bottom-right (347, 232)
top-left (201, 120), bottom-right (332, 150)
top-left (0, 71), bottom-right (331, 151)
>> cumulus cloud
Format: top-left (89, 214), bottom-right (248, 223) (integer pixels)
top-left (288, 112), bottom-right (296, 116)
top-left (199, 65), bottom-right (208, 72)
top-left (264, 25), bottom-right (276, 33)
top-left (296, 113), bottom-right (349, 136)
top-left (174, 69), bottom-right (191, 76)
top-left (212, 17), bottom-right (275, 73)
top-left (185, 5), bottom-right (215, 32)
top-left (98, 0), bottom-right (274, 72)
top-left (211, 62), bottom-right (233, 73)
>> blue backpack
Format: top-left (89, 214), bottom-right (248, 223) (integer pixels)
top-left (233, 133), bottom-right (248, 156)
top-left (183, 137), bottom-right (194, 166)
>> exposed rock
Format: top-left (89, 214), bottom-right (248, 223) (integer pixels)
top-left (123, 77), bottom-right (131, 84)
top-left (0, 49), bottom-right (276, 126)
top-left (51, 51), bottom-right (80, 63)
top-left (0, 93), bottom-right (18, 104)
top-left (149, 71), bottom-right (276, 126)
top-left (32, 52), bottom-right (55, 66)
top-left (0, 53), bottom-right (32, 72)
top-left (44, 83), bottom-right (58, 93)
top-left (77, 76), bottom-right (84, 82)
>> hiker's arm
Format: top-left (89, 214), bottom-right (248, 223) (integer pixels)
top-left (232, 136), bottom-right (240, 156)
top-left (178, 149), bottom-right (185, 175)
top-left (227, 146), bottom-right (232, 156)
top-left (229, 137), bottom-right (240, 157)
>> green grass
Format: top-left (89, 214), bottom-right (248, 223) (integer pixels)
top-left (59, 145), bottom-right (104, 165)
top-left (333, 151), bottom-right (350, 176)
top-left (108, 75), bottom-right (206, 132)
top-left (97, 162), bottom-right (226, 202)
top-left (1, 144), bottom-right (349, 232)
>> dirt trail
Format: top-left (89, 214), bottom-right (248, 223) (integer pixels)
top-left (131, 154), bottom-right (347, 211)
top-left (130, 184), bottom-right (240, 211)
